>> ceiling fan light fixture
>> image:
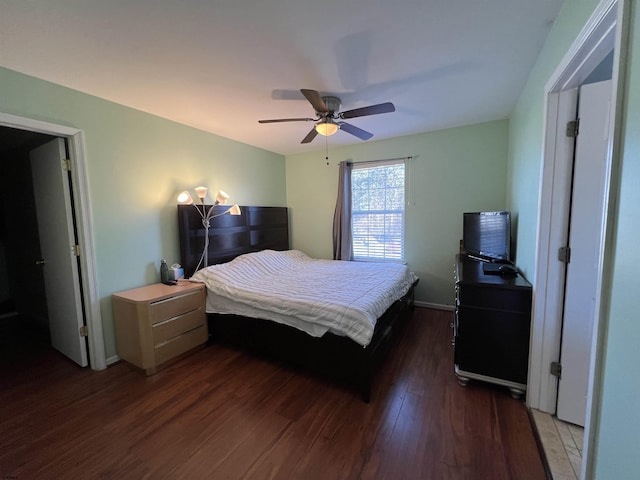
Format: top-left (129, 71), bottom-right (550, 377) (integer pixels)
top-left (259, 89), bottom-right (393, 143)
top-left (315, 120), bottom-right (339, 136)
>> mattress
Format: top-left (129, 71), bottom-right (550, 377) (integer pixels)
top-left (190, 249), bottom-right (418, 346)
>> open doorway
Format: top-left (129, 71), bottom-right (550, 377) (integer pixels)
top-left (0, 128), bottom-right (59, 366)
top-left (0, 114), bottom-right (105, 371)
top-left (0, 128), bottom-right (91, 367)
top-left (528, 0), bottom-right (628, 478)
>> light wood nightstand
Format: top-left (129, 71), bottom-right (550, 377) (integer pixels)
top-left (112, 282), bottom-right (207, 375)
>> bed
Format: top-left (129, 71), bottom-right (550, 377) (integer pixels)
top-left (178, 205), bottom-right (419, 401)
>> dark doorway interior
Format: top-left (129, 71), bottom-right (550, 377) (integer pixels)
top-left (0, 126), bottom-right (58, 359)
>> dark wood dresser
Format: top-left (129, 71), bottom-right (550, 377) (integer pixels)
top-left (453, 254), bottom-right (532, 398)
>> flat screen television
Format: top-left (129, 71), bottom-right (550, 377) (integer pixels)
top-left (463, 211), bottom-right (511, 262)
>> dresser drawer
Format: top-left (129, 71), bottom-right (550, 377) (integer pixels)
top-left (458, 284), bottom-right (531, 313)
top-left (153, 308), bottom-right (205, 345)
top-left (149, 290), bottom-right (203, 324)
top-left (155, 325), bottom-right (208, 365)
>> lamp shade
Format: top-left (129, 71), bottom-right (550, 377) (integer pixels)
top-left (215, 190), bottom-right (230, 204)
top-left (177, 191), bottom-right (194, 204)
top-left (228, 204), bottom-right (241, 215)
top-left (194, 186), bottom-right (208, 200)
top-left (315, 121), bottom-right (339, 136)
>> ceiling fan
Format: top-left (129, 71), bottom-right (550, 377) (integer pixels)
top-left (258, 89), bottom-right (395, 144)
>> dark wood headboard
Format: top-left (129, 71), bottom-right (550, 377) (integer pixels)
top-left (177, 205), bottom-right (289, 277)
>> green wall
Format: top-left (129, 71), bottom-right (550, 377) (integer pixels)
top-left (507, 0), bottom-right (640, 477)
top-left (594, 1), bottom-right (640, 477)
top-left (0, 67), bottom-right (286, 360)
top-left (507, 0), bottom-right (603, 278)
top-left (286, 120), bottom-right (509, 306)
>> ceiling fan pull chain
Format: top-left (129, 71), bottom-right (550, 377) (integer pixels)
top-left (325, 133), bottom-right (329, 165)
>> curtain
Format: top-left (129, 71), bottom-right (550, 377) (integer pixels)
top-left (332, 161), bottom-right (353, 260)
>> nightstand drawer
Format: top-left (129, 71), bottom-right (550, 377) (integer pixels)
top-left (153, 309), bottom-right (205, 345)
top-left (155, 325), bottom-right (208, 365)
top-left (149, 290), bottom-right (202, 324)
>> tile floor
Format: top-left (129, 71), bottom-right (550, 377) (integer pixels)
top-left (531, 409), bottom-right (584, 480)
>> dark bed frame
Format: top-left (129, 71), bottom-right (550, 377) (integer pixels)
top-left (178, 205), bottom-right (417, 402)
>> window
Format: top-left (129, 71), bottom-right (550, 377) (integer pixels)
top-left (351, 159), bottom-right (405, 261)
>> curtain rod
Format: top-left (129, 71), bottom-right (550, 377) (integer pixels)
top-left (347, 156), bottom-right (413, 166)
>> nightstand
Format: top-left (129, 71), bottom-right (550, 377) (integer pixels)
top-left (112, 282), bottom-right (207, 375)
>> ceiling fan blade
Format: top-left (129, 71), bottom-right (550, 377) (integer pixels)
top-left (301, 89), bottom-right (328, 113)
top-left (339, 122), bottom-right (374, 141)
top-left (258, 117), bottom-right (316, 123)
top-left (340, 102), bottom-right (395, 119)
top-left (301, 127), bottom-right (319, 144)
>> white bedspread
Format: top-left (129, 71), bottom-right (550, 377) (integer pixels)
top-left (190, 249), bottom-right (418, 346)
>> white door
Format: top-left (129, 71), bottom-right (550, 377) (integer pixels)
top-left (30, 138), bottom-right (88, 366)
top-left (556, 80), bottom-right (612, 426)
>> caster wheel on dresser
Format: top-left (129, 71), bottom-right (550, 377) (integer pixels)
top-left (456, 375), bottom-right (470, 387)
top-left (509, 388), bottom-right (525, 400)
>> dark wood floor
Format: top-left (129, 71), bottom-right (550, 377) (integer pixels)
top-left (0, 308), bottom-right (547, 479)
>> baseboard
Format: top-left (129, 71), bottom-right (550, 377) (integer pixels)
top-left (414, 301), bottom-right (454, 311)
top-left (106, 355), bottom-right (120, 366)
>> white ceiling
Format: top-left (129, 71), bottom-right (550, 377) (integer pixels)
top-left (1, 0), bottom-right (564, 156)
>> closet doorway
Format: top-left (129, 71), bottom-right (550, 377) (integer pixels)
top-left (529, 0), bottom-right (628, 477)
top-left (0, 115), bottom-right (105, 370)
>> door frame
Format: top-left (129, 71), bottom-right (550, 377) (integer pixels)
top-left (528, 0), bottom-right (629, 477)
top-left (0, 112), bottom-right (106, 371)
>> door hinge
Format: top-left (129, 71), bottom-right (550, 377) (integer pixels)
top-left (79, 325), bottom-right (88, 337)
top-left (72, 244), bottom-right (81, 257)
top-left (566, 119), bottom-right (579, 138)
top-left (63, 158), bottom-right (72, 171)
top-left (550, 361), bottom-right (562, 378)
top-left (558, 246), bottom-right (571, 263)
